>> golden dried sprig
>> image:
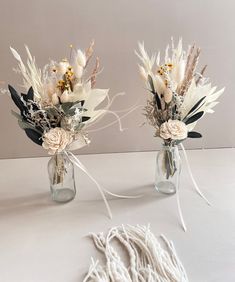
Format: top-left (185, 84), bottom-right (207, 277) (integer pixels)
top-left (178, 45), bottom-right (201, 95)
top-left (90, 57), bottom-right (100, 88)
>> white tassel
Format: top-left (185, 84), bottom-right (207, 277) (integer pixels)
top-left (83, 225), bottom-right (188, 282)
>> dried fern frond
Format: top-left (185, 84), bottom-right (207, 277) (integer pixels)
top-left (90, 57), bottom-right (100, 88)
top-left (178, 45), bottom-right (201, 95)
top-left (143, 99), bottom-right (160, 129)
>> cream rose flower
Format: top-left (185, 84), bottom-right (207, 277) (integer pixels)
top-left (42, 128), bottom-right (73, 155)
top-left (159, 119), bottom-right (187, 140)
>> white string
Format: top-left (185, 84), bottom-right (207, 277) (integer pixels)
top-left (83, 225), bottom-right (188, 282)
top-left (180, 143), bottom-right (211, 206)
top-left (87, 104), bottom-right (140, 133)
top-left (64, 151), bottom-right (142, 219)
top-left (65, 151), bottom-right (113, 219)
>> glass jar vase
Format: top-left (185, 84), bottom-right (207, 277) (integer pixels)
top-left (155, 144), bottom-right (181, 195)
top-left (48, 151), bottom-right (76, 203)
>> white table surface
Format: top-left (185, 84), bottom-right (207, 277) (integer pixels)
top-left (0, 148), bottom-right (234, 282)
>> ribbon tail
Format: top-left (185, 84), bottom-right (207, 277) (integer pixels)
top-left (180, 144), bottom-right (211, 206)
top-left (103, 188), bottom-right (143, 199)
top-left (176, 161), bottom-right (187, 232)
top-left (65, 151), bottom-right (113, 219)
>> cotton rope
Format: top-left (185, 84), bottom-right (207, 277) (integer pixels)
top-left (83, 225), bottom-right (188, 282)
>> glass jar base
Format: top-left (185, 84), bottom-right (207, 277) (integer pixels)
top-left (155, 181), bottom-right (176, 195)
top-left (52, 188), bottom-right (76, 203)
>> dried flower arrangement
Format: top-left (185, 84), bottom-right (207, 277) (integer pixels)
top-left (8, 41), bottom-right (112, 154)
top-left (136, 39), bottom-right (224, 179)
top-left (7, 42), bottom-right (132, 214)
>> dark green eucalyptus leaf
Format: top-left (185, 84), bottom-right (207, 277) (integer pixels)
top-left (186, 96), bottom-right (206, 117)
top-left (24, 128), bottom-right (43, 146)
top-left (8, 85), bottom-right (26, 113)
top-left (61, 102), bottom-right (74, 113)
top-left (73, 123), bottom-right (85, 132)
top-left (188, 131), bottom-right (202, 138)
top-left (18, 120), bottom-right (42, 134)
top-left (185, 111), bottom-right (204, 125)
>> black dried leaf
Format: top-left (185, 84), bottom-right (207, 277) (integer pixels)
top-left (81, 116), bottom-right (91, 122)
top-left (147, 76), bottom-right (161, 110)
top-left (148, 75), bottom-right (155, 93)
top-left (27, 87), bottom-right (34, 101)
top-left (186, 96), bottom-right (206, 117)
top-left (154, 93), bottom-right (162, 110)
top-left (21, 93), bottom-right (28, 101)
top-left (24, 128), bottom-right (43, 146)
top-left (184, 111), bottom-right (204, 125)
top-left (79, 100), bottom-right (85, 107)
top-left (188, 131), bottom-right (202, 138)
top-left (8, 85), bottom-right (26, 113)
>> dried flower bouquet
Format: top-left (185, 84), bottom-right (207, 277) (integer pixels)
top-left (7, 42), bottom-right (123, 205)
top-left (136, 39), bottom-right (224, 179)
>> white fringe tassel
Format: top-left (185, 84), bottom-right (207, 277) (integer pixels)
top-left (83, 225), bottom-right (188, 282)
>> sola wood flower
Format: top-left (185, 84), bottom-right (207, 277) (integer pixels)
top-left (42, 127), bottom-right (72, 155)
top-left (7, 41), bottom-right (118, 154)
top-left (159, 120), bottom-right (187, 140)
top-left (136, 38), bottom-right (224, 144)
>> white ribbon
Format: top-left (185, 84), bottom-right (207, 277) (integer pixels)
top-left (64, 151), bottom-right (142, 219)
top-left (175, 152), bottom-right (187, 232)
top-left (65, 145), bottom-right (210, 230)
top-left (175, 144), bottom-right (211, 232)
top-left (180, 143), bottom-right (211, 206)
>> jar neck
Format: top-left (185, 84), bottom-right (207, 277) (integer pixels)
top-left (50, 150), bottom-right (67, 161)
top-left (53, 150), bottom-right (67, 156)
top-left (161, 143), bottom-right (179, 152)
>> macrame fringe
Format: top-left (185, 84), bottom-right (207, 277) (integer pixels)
top-left (83, 225), bottom-right (188, 282)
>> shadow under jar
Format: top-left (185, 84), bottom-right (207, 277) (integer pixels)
top-left (48, 151), bottom-right (76, 203)
top-left (155, 144), bottom-right (181, 195)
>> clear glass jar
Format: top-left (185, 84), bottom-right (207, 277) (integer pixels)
top-left (155, 144), bottom-right (181, 195)
top-left (48, 151), bottom-right (76, 203)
